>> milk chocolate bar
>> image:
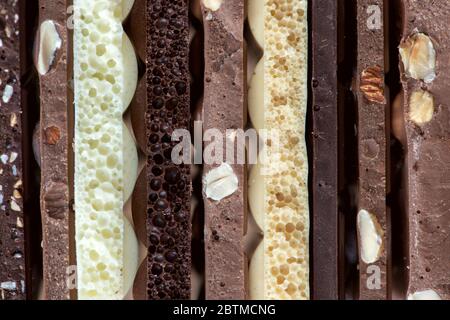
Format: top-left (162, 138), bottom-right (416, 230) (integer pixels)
top-left (399, 0), bottom-right (450, 300)
top-left (144, 0), bottom-right (191, 299)
top-left (36, 0), bottom-right (70, 300)
top-left (355, 0), bottom-right (389, 299)
top-left (0, 0), bottom-right (28, 300)
top-left (201, 0), bottom-right (246, 300)
top-left (311, 0), bottom-right (339, 300)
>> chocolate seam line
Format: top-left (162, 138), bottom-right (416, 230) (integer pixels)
top-left (38, 0), bottom-right (71, 300)
top-left (0, 0), bottom-right (27, 301)
top-left (311, 0), bottom-right (339, 300)
top-left (201, 1), bottom-right (247, 300)
top-left (145, 0), bottom-right (191, 300)
top-left (400, 0), bottom-right (450, 300)
top-left (355, 0), bottom-right (389, 300)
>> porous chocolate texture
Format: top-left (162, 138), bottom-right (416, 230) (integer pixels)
top-left (399, 0), bottom-right (450, 300)
top-left (0, 0), bottom-right (26, 300)
top-left (311, 0), bottom-right (339, 300)
top-left (37, 0), bottom-right (70, 300)
top-left (201, 1), bottom-right (246, 300)
top-left (355, 0), bottom-right (389, 300)
top-left (145, 0), bottom-right (191, 299)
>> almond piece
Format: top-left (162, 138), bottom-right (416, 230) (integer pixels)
top-left (399, 33), bottom-right (436, 83)
top-left (409, 89), bottom-right (434, 125)
top-left (203, 163), bottom-right (238, 201)
top-left (35, 20), bottom-right (62, 75)
top-left (357, 209), bottom-right (383, 264)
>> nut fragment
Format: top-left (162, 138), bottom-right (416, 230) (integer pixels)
top-left (10, 113), bottom-right (17, 127)
top-left (408, 290), bottom-right (441, 300)
top-left (43, 181), bottom-right (68, 219)
top-left (203, 162), bottom-right (238, 201)
top-left (360, 65), bottom-right (386, 104)
top-left (44, 126), bottom-right (61, 145)
top-left (16, 217), bottom-right (24, 228)
top-left (357, 209), bottom-right (383, 264)
top-left (35, 20), bottom-right (62, 75)
top-left (10, 200), bottom-right (20, 212)
top-left (399, 33), bottom-right (436, 83)
top-left (202, 0), bottom-right (222, 11)
top-left (409, 89), bottom-right (434, 125)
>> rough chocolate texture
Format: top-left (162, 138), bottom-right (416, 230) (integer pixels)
top-left (37, 0), bottom-right (70, 300)
top-left (0, 0), bottom-right (26, 300)
top-left (400, 0), bottom-right (450, 300)
top-left (356, 0), bottom-right (389, 299)
top-left (201, 1), bottom-right (246, 300)
top-left (145, 0), bottom-right (191, 300)
top-left (311, 0), bottom-right (339, 300)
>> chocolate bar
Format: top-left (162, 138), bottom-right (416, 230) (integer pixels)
top-left (73, 0), bottom-right (139, 299)
top-left (0, 0), bottom-right (27, 300)
top-left (311, 0), bottom-right (339, 300)
top-left (35, 0), bottom-right (71, 300)
top-left (201, 0), bottom-right (246, 300)
top-left (355, 0), bottom-right (389, 299)
top-left (248, 0), bottom-right (310, 300)
top-left (143, 0), bottom-right (191, 299)
top-left (399, 0), bottom-right (450, 300)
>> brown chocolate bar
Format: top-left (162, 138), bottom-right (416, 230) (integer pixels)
top-left (0, 0), bottom-right (28, 300)
top-left (355, 0), bottom-right (389, 300)
top-left (36, 0), bottom-right (71, 300)
top-left (144, 0), bottom-right (191, 299)
top-left (399, 0), bottom-right (450, 300)
top-left (311, 0), bottom-right (339, 300)
top-left (201, 0), bottom-right (246, 300)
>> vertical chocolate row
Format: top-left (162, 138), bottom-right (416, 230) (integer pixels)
top-left (146, 0), bottom-right (191, 299)
top-left (399, 0), bottom-right (449, 300)
top-left (201, 0), bottom-right (246, 300)
top-left (36, 0), bottom-right (70, 300)
top-left (0, 0), bottom-right (27, 300)
top-left (355, 0), bottom-right (389, 300)
top-left (311, 0), bottom-right (339, 300)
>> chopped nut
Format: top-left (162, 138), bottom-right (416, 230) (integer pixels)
top-left (409, 89), bottom-right (434, 125)
top-left (44, 126), bottom-right (61, 145)
top-left (203, 163), bottom-right (239, 201)
top-left (9, 152), bottom-right (18, 163)
top-left (13, 189), bottom-right (21, 199)
top-left (10, 113), bottom-right (17, 127)
top-left (360, 65), bottom-right (386, 104)
top-left (14, 180), bottom-right (22, 188)
top-left (399, 33), bottom-right (436, 83)
top-left (2, 84), bottom-right (13, 103)
top-left (10, 200), bottom-right (20, 212)
top-left (35, 20), bottom-right (62, 75)
top-left (357, 209), bottom-right (383, 264)
top-left (202, 0), bottom-right (223, 11)
top-left (408, 290), bottom-right (441, 300)
top-left (0, 281), bottom-right (17, 291)
top-left (16, 217), bottom-right (23, 228)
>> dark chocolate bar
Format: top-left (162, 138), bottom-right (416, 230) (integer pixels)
top-left (144, 0), bottom-right (191, 299)
top-left (355, 0), bottom-right (389, 300)
top-left (311, 0), bottom-right (339, 300)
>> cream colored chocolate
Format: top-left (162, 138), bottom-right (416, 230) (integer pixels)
top-left (74, 0), bottom-right (138, 299)
top-left (248, 0), bottom-right (310, 300)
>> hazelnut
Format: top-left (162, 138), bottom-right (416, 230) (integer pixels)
top-left (409, 89), bottom-right (434, 125)
top-left (44, 126), bottom-right (61, 145)
top-left (360, 65), bottom-right (386, 104)
top-left (399, 33), bottom-right (436, 83)
top-left (357, 209), bottom-right (383, 264)
top-left (35, 20), bottom-right (63, 75)
top-left (202, 0), bottom-right (223, 11)
top-left (203, 163), bottom-right (239, 201)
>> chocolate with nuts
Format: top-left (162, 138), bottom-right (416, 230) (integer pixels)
top-left (0, 0), bottom-right (27, 300)
top-left (36, 0), bottom-right (70, 299)
top-left (399, 0), bottom-right (450, 300)
top-left (201, 0), bottom-right (247, 300)
top-left (355, 0), bottom-right (389, 299)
